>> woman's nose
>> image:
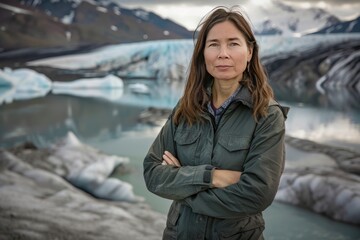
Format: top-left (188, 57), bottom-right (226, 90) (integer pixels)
top-left (218, 46), bottom-right (229, 58)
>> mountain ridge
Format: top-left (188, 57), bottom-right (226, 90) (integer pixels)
top-left (0, 0), bottom-right (359, 51)
top-left (0, 0), bottom-right (193, 50)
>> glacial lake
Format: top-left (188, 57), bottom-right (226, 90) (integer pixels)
top-left (0, 80), bottom-right (359, 239)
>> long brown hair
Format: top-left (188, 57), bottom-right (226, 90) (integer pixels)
top-left (173, 6), bottom-right (274, 125)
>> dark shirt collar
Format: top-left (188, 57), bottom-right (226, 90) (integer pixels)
top-left (207, 84), bottom-right (242, 124)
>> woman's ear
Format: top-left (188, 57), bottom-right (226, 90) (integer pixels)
top-left (247, 46), bottom-right (253, 62)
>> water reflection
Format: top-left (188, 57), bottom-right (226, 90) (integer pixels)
top-left (0, 94), bottom-right (145, 147)
top-left (271, 82), bottom-right (360, 112)
top-left (284, 102), bottom-right (360, 151)
top-left (0, 80), bottom-right (183, 148)
top-left (0, 79), bottom-right (359, 151)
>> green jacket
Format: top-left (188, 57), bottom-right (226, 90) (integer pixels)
top-left (144, 86), bottom-right (288, 239)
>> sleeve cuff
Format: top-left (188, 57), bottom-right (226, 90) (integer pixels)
top-left (192, 165), bottom-right (215, 188)
top-left (203, 165), bottom-right (214, 184)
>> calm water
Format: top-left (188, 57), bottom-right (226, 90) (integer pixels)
top-left (1, 81), bottom-right (360, 239)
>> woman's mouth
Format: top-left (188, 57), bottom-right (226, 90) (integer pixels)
top-left (216, 65), bottom-right (231, 70)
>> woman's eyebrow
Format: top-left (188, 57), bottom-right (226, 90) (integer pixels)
top-left (228, 37), bottom-right (241, 41)
top-left (206, 38), bottom-right (219, 43)
top-left (206, 37), bottom-right (241, 42)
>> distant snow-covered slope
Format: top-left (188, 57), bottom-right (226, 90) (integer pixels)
top-left (312, 16), bottom-right (360, 34)
top-left (252, 1), bottom-right (340, 36)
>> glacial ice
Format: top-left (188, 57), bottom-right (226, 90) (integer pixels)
top-left (0, 68), bottom-right (52, 104)
top-left (0, 70), bottom-right (124, 104)
top-left (1, 34), bottom-right (360, 105)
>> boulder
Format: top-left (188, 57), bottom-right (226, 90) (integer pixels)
top-left (276, 136), bottom-right (360, 225)
top-left (0, 133), bottom-right (166, 239)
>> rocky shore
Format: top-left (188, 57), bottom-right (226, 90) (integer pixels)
top-left (276, 136), bottom-right (360, 225)
top-left (0, 132), bottom-right (166, 240)
top-left (0, 129), bottom-right (359, 239)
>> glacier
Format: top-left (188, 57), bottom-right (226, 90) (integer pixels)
top-left (27, 39), bottom-right (194, 81)
top-left (1, 34), bottom-right (360, 105)
top-left (27, 34), bottom-right (360, 71)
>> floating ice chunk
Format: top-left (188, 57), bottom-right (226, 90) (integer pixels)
top-left (52, 75), bottom-right (124, 101)
top-left (14, 68), bottom-right (51, 91)
top-left (53, 74), bottom-right (123, 89)
top-left (0, 68), bottom-right (52, 104)
top-left (52, 88), bottom-right (124, 101)
top-left (128, 83), bottom-right (150, 94)
top-left (0, 68), bottom-right (52, 91)
top-left (0, 69), bottom-right (14, 87)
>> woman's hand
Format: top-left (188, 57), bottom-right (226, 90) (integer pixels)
top-left (212, 169), bottom-right (241, 188)
top-left (162, 151), bottom-right (181, 167)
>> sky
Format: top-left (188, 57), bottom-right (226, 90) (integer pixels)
top-left (116, 0), bottom-right (360, 30)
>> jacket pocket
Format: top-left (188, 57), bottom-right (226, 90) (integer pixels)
top-left (219, 226), bottom-right (265, 240)
top-left (163, 202), bottom-right (181, 240)
top-left (214, 135), bottom-right (251, 170)
top-left (217, 214), bottom-right (265, 240)
top-left (218, 135), bottom-right (250, 152)
top-left (174, 130), bottom-right (201, 165)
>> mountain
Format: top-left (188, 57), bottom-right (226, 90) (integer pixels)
top-left (0, 0), bottom-right (192, 50)
top-left (311, 16), bottom-right (360, 34)
top-left (252, 1), bottom-right (341, 36)
top-left (0, 0), bottom-right (358, 51)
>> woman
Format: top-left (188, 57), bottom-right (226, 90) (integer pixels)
top-left (144, 6), bottom-right (288, 240)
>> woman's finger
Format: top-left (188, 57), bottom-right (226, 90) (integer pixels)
top-left (163, 151), bottom-right (181, 167)
top-left (162, 154), bottom-right (173, 165)
top-left (164, 151), bottom-right (181, 166)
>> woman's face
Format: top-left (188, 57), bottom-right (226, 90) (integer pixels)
top-left (204, 20), bottom-right (252, 83)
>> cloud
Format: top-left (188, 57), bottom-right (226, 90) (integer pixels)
top-left (113, 0), bottom-right (248, 5)
top-left (281, 0), bottom-right (359, 4)
top-left (115, 1), bottom-right (252, 30)
top-left (117, 0), bottom-right (360, 30)
top-left (280, 0), bottom-right (360, 19)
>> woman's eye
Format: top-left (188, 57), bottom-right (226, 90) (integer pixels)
top-left (229, 42), bottom-right (239, 46)
top-left (209, 43), bottom-right (218, 47)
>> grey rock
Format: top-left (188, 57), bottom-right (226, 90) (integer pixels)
top-left (277, 136), bottom-right (360, 225)
top-left (0, 136), bottom-right (166, 240)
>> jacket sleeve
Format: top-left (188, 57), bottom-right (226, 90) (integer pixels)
top-left (184, 106), bottom-right (286, 218)
top-left (143, 113), bottom-right (215, 200)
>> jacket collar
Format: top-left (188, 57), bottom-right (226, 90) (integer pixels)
top-left (205, 80), bottom-right (253, 108)
top-left (233, 85), bottom-right (253, 109)
top-left (206, 78), bottom-right (253, 108)
top-left (205, 80), bottom-right (289, 118)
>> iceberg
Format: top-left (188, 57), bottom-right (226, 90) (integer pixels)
top-left (52, 75), bottom-right (124, 101)
top-left (52, 74), bottom-right (124, 89)
top-left (52, 88), bottom-right (124, 101)
top-left (0, 70), bottom-right (125, 104)
top-left (128, 83), bottom-right (150, 94)
top-left (0, 68), bottom-right (52, 104)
